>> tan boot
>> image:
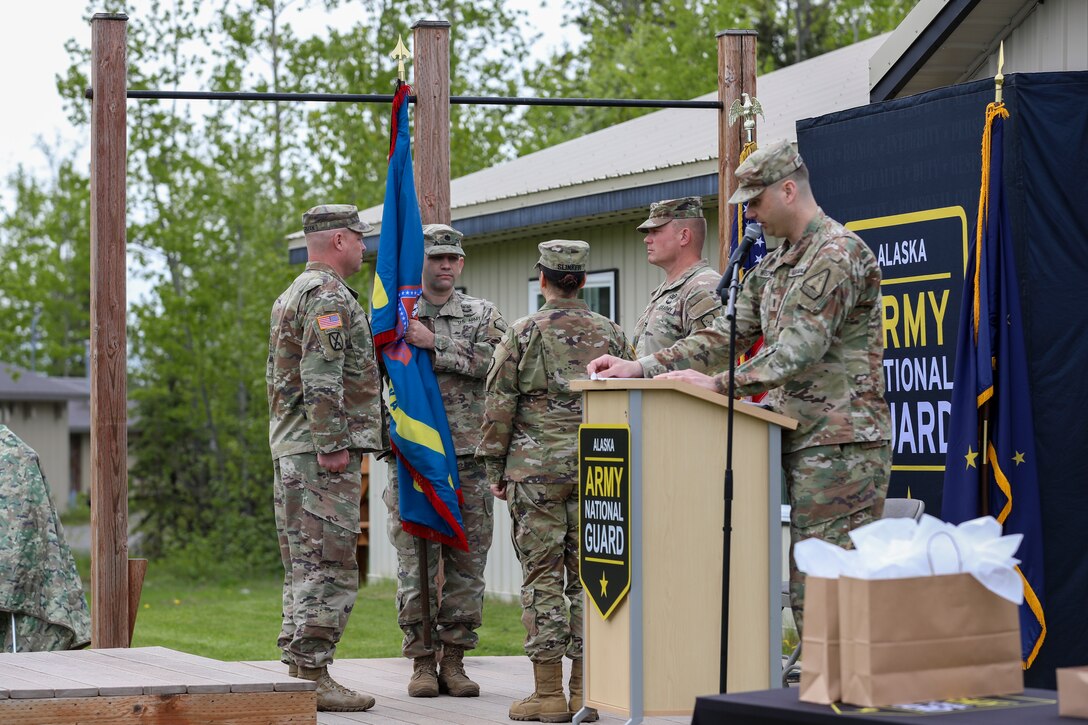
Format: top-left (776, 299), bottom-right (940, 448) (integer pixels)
top-left (287, 663), bottom-right (297, 678)
top-left (438, 645), bottom-right (480, 697)
top-left (296, 666), bottom-right (376, 712)
top-left (509, 661), bottom-right (570, 722)
top-left (568, 659), bottom-right (598, 722)
top-left (408, 655), bottom-right (439, 697)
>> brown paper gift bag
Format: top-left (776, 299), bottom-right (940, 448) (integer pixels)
top-left (839, 572), bottom-right (1022, 707)
top-left (799, 576), bottom-right (841, 704)
top-left (1058, 667), bottom-right (1088, 718)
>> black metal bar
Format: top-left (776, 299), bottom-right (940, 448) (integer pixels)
top-left (84, 87), bottom-right (723, 110)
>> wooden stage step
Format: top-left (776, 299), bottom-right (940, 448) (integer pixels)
top-left (0, 646), bottom-right (315, 724)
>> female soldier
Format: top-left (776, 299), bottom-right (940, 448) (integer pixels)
top-left (477, 240), bottom-right (632, 723)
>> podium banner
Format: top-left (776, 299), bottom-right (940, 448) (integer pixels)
top-left (578, 424), bottom-right (631, 620)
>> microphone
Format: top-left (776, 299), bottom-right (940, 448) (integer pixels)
top-left (727, 222), bottom-right (763, 270)
top-left (717, 222), bottom-right (762, 302)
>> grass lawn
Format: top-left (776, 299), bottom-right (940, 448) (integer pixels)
top-left (75, 555), bottom-right (526, 661)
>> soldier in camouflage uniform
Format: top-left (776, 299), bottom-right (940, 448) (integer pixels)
top-left (588, 141), bottom-right (892, 636)
top-left (381, 224), bottom-right (507, 698)
top-left (478, 240), bottom-right (631, 723)
top-left (632, 197), bottom-right (723, 356)
top-left (267, 204), bottom-right (387, 712)
top-left (0, 424), bottom-right (91, 652)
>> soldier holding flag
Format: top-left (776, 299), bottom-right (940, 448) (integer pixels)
top-left (382, 224), bottom-right (507, 698)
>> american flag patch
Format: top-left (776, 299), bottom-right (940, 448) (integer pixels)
top-left (316, 313), bottom-right (342, 330)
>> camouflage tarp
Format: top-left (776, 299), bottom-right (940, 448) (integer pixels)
top-left (0, 424), bottom-right (90, 651)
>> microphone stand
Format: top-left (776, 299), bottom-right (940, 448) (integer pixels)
top-left (718, 258), bottom-right (742, 694)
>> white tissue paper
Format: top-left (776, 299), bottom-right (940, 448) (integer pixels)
top-left (794, 514), bottom-right (1023, 605)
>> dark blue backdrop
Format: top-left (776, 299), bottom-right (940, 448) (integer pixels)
top-left (797, 71), bottom-right (1088, 688)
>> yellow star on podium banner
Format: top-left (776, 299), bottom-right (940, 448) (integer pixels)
top-left (599, 572), bottom-right (609, 597)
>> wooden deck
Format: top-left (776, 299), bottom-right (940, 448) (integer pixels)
top-left (242, 656), bottom-right (692, 725)
top-left (0, 646), bottom-right (314, 723)
top-left (0, 649), bottom-right (696, 724)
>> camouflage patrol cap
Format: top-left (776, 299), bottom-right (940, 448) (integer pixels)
top-left (423, 223), bottom-right (466, 258)
top-left (728, 140), bottom-right (805, 204)
top-left (537, 240), bottom-right (589, 273)
top-left (637, 196), bottom-right (704, 232)
top-left (302, 204), bottom-right (373, 235)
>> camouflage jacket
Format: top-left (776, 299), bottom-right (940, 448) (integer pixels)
top-left (477, 298), bottom-right (632, 484)
top-left (415, 290), bottom-right (507, 456)
top-left (640, 212), bottom-right (891, 453)
top-left (633, 260), bottom-right (723, 356)
top-left (267, 261), bottom-right (386, 458)
top-left (0, 425), bottom-right (91, 650)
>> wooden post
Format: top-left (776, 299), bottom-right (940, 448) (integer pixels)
top-left (127, 558), bottom-right (148, 646)
top-left (90, 12), bottom-right (130, 649)
top-left (716, 30), bottom-right (758, 273)
top-left (411, 19), bottom-right (452, 225)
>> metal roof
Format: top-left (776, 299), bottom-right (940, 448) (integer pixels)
top-left (0, 365), bottom-right (89, 403)
top-left (355, 33), bottom-right (887, 235)
top-left (283, 34), bottom-right (888, 258)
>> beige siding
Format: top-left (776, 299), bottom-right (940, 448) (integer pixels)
top-left (0, 401), bottom-right (71, 512)
top-left (967, 0), bottom-right (1088, 81)
top-left (458, 209), bottom-right (723, 339)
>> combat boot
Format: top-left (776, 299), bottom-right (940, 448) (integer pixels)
top-left (287, 663), bottom-right (297, 678)
top-left (438, 645), bottom-right (480, 697)
top-left (509, 661), bottom-right (570, 722)
top-left (295, 666), bottom-right (376, 712)
top-left (408, 654), bottom-right (440, 697)
top-left (567, 659), bottom-right (598, 722)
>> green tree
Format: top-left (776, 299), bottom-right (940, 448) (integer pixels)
top-left (37, 0), bottom-right (531, 569)
top-left (0, 156), bottom-right (92, 377)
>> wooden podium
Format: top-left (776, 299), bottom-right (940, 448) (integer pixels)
top-left (571, 378), bottom-right (797, 721)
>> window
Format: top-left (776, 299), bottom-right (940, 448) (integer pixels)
top-left (527, 268), bottom-right (619, 323)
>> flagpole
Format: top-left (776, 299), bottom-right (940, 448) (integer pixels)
top-left (978, 43), bottom-right (1004, 520)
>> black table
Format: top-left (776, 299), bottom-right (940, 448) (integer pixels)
top-left (692, 687), bottom-right (1063, 724)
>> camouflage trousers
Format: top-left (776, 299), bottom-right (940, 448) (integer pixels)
top-left (383, 456), bottom-right (494, 658)
top-left (786, 441), bottom-right (891, 638)
top-left (507, 482), bottom-right (583, 665)
top-left (274, 451), bottom-right (362, 669)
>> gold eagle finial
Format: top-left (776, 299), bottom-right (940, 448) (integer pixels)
top-left (727, 93), bottom-right (765, 143)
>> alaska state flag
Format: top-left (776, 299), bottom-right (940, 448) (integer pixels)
top-left (941, 102), bottom-right (1045, 667)
top-left (372, 82), bottom-right (467, 550)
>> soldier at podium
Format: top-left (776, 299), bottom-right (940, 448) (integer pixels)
top-left (478, 240), bottom-right (632, 722)
top-left (587, 141), bottom-right (892, 636)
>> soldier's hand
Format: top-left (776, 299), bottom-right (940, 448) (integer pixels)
top-left (405, 319), bottom-right (436, 349)
top-left (656, 369), bottom-right (720, 392)
top-left (318, 448), bottom-right (350, 473)
top-left (490, 482), bottom-right (508, 501)
top-left (586, 355), bottom-right (644, 379)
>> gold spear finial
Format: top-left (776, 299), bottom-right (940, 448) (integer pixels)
top-left (391, 35), bottom-right (411, 83)
top-left (995, 41), bottom-right (1005, 103)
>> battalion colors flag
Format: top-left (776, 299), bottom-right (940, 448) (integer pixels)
top-left (371, 82), bottom-right (467, 550)
top-left (941, 102), bottom-right (1045, 667)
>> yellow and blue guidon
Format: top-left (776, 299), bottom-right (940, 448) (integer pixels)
top-left (372, 82), bottom-right (467, 551)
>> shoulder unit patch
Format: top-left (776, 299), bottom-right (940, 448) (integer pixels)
top-left (801, 269), bottom-right (831, 300)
